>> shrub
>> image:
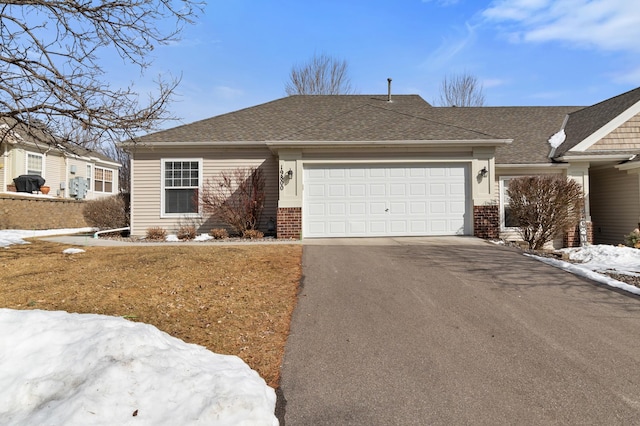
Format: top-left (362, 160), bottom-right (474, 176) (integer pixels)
top-left (177, 225), bottom-right (196, 240)
top-left (242, 229), bottom-right (264, 239)
top-left (507, 175), bottom-right (584, 250)
top-left (146, 227), bottom-right (167, 241)
top-left (625, 229), bottom-right (640, 248)
top-left (83, 194), bottom-right (128, 230)
top-left (209, 228), bottom-right (229, 239)
top-left (200, 167), bottom-right (266, 235)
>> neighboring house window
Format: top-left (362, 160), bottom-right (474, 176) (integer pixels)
top-left (27, 153), bottom-right (43, 176)
top-left (86, 164), bottom-right (92, 190)
top-left (162, 160), bottom-right (201, 215)
top-left (94, 167), bottom-right (114, 193)
top-left (499, 177), bottom-right (520, 228)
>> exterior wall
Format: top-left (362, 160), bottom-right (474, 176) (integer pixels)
top-left (277, 207), bottom-right (302, 239)
top-left (130, 148), bottom-right (278, 236)
top-left (592, 113), bottom-right (640, 150)
top-left (473, 205), bottom-right (499, 239)
top-left (276, 147), bottom-right (495, 238)
top-left (0, 194), bottom-right (88, 229)
top-left (2, 144), bottom-right (119, 200)
top-left (590, 166), bottom-right (640, 245)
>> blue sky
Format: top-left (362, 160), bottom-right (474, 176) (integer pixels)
top-left (122, 0), bottom-right (640, 126)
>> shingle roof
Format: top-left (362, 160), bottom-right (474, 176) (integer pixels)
top-left (133, 95), bottom-right (499, 143)
top-left (556, 86), bottom-right (640, 157)
top-left (132, 94), bottom-right (585, 164)
top-left (411, 106), bottom-right (582, 164)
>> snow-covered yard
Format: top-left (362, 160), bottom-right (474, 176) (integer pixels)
top-left (2, 229), bottom-right (639, 425)
top-left (0, 229), bottom-right (280, 425)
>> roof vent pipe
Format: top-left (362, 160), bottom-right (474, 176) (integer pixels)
top-left (387, 78), bottom-right (392, 102)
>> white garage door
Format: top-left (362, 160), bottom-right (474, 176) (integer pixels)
top-left (304, 164), bottom-right (468, 238)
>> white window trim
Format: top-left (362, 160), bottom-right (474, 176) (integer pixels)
top-left (94, 166), bottom-right (115, 193)
top-left (26, 152), bottom-right (45, 176)
top-left (160, 158), bottom-right (203, 218)
top-left (499, 176), bottom-right (519, 231)
top-left (86, 164), bottom-right (93, 192)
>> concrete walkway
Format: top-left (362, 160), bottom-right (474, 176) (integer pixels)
top-left (278, 240), bottom-right (640, 425)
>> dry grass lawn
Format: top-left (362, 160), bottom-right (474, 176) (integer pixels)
top-left (0, 240), bottom-right (302, 388)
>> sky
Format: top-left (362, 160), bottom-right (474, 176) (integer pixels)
top-left (113, 0), bottom-right (640, 128)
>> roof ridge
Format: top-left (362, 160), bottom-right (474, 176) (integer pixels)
top-left (368, 103), bottom-right (504, 140)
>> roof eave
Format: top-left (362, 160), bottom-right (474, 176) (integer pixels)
top-left (266, 139), bottom-right (513, 151)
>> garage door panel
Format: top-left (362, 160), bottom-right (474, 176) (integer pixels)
top-left (304, 164), bottom-right (468, 237)
top-left (370, 184), bottom-right (386, 196)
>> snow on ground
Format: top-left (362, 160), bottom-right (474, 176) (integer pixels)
top-left (0, 229), bottom-right (278, 424)
top-left (0, 228), bottom-right (94, 248)
top-left (0, 309), bottom-right (278, 426)
top-left (526, 244), bottom-right (640, 296)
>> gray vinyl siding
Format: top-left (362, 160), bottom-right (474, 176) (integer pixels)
top-left (590, 166), bottom-right (640, 245)
top-left (130, 148), bottom-right (278, 236)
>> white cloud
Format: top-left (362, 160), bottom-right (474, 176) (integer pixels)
top-left (482, 0), bottom-right (640, 53)
top-left (423, 22), bottom-right (478, 70)
top-left (610, 65), bottom-right (640, 85)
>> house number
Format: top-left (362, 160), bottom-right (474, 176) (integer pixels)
top-left (279, 165), bottom-right (285, 190)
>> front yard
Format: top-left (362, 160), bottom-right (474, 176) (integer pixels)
top-left (0, 240), bottom-right (302, 388)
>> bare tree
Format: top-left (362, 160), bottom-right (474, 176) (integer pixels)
top-left (437, 72), bottom-right (485, 107)
top-left (0, 0), bottom-right (202, 147)
top-left (285, 53), bottom-right (355, 95)
top-left (200, 167), bottom-right (266, 235)
top-left (507, 175), bottom-right (584, 250)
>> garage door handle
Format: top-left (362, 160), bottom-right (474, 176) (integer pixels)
top-left (385, 208), bottom-right (389, 212)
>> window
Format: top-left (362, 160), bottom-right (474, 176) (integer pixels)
top-left (500, 177), bottom-right (520, 228)
top-left (27, 153), bottom-right (43, 176)
top-left (94, 167), bottom-right (114, 193)
top-left (162, 160), bottom-right (200, 215)
top-left (86, 164), bottom-right (92, 190)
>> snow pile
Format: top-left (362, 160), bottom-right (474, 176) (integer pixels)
top-left (560, 244), bottom-right (640, 276)
top-left (526, 244), bottom-right (640, 296)
top-left (0, 228), bottom-right (93, 248)
top-left (62, 248), bottom-right (85, 254)
top-left (548, 129), bottom-right (566, 148)
top-left (0, 309), bottom-right (278, 426)
top-left (165, 234), bottom-right (213, 242)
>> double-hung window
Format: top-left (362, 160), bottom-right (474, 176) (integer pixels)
top-left (94, 167), bottom-right (114, 193)
top-left (499, 177), bottom-right (520, 228)
top-left (163, 160), bottom-right (201, 215)
top-left (27, 153), bottom-right (43, 176)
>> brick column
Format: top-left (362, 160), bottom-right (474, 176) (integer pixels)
top-left (564, 222), bottom-right (593, 247)
top-left (277, 207), bottom-right (302, 239)
top-left (473, 205), bottom-right (500, 239)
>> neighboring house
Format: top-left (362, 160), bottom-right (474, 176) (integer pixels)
top-left (0, 123), bottom-right (121, 200)
top-left (124, 86), bottom-right (640, 247)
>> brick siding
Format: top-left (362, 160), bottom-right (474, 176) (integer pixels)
top-left (277, 207), bottom-right (301, 239)
top-left (564, 221), bottom-right (594, 247)
top-left (473, 205), bottom-right (500, 239)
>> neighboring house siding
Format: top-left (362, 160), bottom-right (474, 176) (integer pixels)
top-left (45, 152), bottom-right (64, 196)
top-left (591, 113), bottom-right (640, 150)
top-left (590, 166), bottom-right (640, 245)
top-left (131, 149), bottom-right (278, 236)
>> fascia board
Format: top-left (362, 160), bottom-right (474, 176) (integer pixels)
top-left (556, 153), bottom-right (633, 161)
top-left (266, 139), bottom-right (513, 151)
top-left (570, 100), bottom-right (640, 152)
top-left (496, 163), bottom-right (569, 169)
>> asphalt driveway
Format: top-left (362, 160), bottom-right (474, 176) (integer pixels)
top-left (278, 237), bottom-right (640, 425)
